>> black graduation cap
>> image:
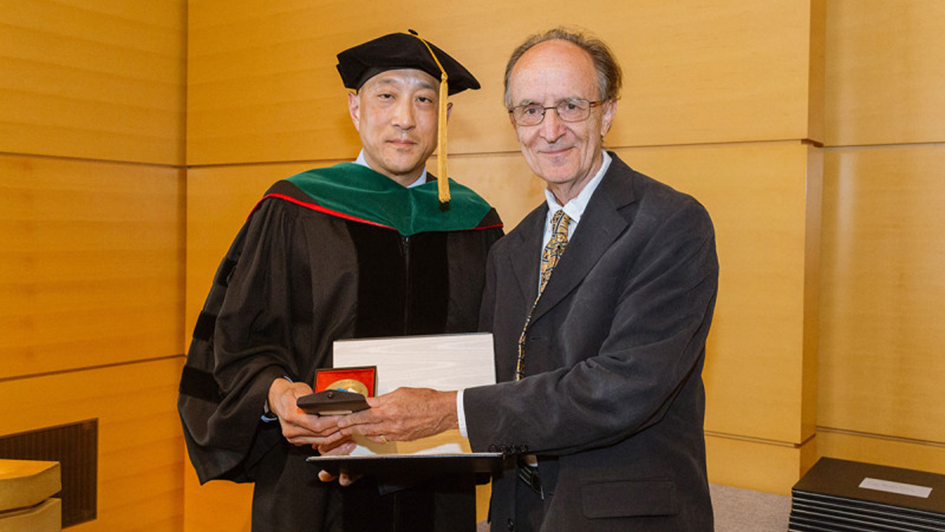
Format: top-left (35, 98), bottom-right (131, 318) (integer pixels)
top-left (336, 31), bottom-right (480, 95)
top-left (336, 31), bottom-right (480, 204)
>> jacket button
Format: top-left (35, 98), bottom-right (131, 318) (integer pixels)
top-left (488, 444), bottom-right (499, 452)
top-left (519, 444), bottom-right (529, 453)
top-left (507, 518), bottom-right (515, 531)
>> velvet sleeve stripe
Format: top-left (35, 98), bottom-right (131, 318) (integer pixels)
top-left (179, 365), bottom-right (223, 403)
top-left (193, 311), bottom-right (217, 343)
top-left (216, 257), bottom-right (238, 287)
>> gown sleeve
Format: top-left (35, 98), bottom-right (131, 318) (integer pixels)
top-left (178, 198), bottom-right (311, 483)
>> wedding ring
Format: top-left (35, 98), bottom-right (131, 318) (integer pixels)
top-left (379, 435), bottom-right (389, 444)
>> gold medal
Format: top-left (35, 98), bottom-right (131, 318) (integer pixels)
top-left (325, 378), bottom-right (369, 396)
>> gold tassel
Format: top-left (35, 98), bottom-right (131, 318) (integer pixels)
top-left (436, 70), bottom-right (449, 204)
top-left (414, 33), bottom-right (450, 205)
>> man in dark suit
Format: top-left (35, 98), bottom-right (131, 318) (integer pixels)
top-left (336, 27), bottom-right (718, 531)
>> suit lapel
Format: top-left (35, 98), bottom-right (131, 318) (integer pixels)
top-left (507, 205), bottom-right (547, 305)
top-left (532, 156), bottom-right (637, 322)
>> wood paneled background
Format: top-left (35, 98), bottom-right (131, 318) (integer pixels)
top-left (0, 2), bottom-right (187, 531)
top-left (2, 1), bottom-right (943, 530)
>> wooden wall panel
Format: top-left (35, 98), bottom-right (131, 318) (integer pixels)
top-left (603, 0), bottom-right (820, 148)
top-left (825, 1), bottom-right (945, 147)
top-left (435, 152), bottom-right (546, 230)
top-left (819, 145), bottom-right (945, 443)
top-left (183, 468), bottom-right (251, 532)
top-left (615, 142), bottom-right (819, 445)
top-left (0, 0), bottom-right (186, 165)
top-left (817, 430), bottom-right (945, 477)
top-left (0, 357), bottom-right (185, 532)
top-left (706, 433), bottom-right (816, 496)
top-left (188, 0), bottom-right (820, 166)
top-left (0, 155), bottom-right (185, 380)
top-left (807, 0), bottom-right (826, 145)
top-left (2, 1), bottom-right (187, 531)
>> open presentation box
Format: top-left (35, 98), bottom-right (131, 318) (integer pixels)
top-left (306, 333), bottom-right (505, 479)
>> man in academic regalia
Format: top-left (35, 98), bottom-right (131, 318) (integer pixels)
top-left (178, 32), bottom-right (503, 532)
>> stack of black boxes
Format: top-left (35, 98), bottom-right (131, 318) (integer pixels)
top-left (791, 458), bottom-right (945, 531)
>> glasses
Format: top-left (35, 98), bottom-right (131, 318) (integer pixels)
top-left (508, 98), bottom-right (603, 126)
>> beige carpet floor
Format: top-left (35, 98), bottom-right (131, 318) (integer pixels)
top-left (711, 483), bottom-right (791, 531)
top-left (476, 483), bottom-right (792, 531)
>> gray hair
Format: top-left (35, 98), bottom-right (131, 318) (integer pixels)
top-left (503, 27), bottom-right (623, 108)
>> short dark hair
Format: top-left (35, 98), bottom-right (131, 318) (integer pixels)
top-left (504, 27), bottom-right (623, 108)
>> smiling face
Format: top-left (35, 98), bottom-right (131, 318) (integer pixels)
top-left (348, 68), bottom-right (447, 186)
top-left (507, 39), bottom-right (617, 204)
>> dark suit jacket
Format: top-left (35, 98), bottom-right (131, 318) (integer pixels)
top-left (465, 153), bottom-right (718, 531)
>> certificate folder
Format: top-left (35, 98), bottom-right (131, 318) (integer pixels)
top-left (790, 458), bottom-right (945, 532)
top-left (306, 333), bottom-right (502, 471)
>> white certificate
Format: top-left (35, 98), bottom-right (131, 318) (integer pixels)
top-left (331, 332), bottom-right (495, 456)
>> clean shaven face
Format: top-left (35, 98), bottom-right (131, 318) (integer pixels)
top-left (348, 68), bottom-right (448, 186)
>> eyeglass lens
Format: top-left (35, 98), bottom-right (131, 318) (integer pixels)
top-left (512, 99), bottom-right (595, 125)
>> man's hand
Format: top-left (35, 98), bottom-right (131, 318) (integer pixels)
top-left (268, 378), bottom-right (346, 447)
top-left (336, 387), bottom-right (458, 443)
top-left (316, 438), bottom-right (361, 486)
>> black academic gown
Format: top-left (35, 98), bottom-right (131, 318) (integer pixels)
top-left (178, 176), bottom-right (503, 532)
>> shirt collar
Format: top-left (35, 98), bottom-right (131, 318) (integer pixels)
top-left (354, 149), bottom-right (427, 188)
top-left (544, 150), bottom-right (612, 225)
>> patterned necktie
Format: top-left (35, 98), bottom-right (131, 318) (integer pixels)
top-left (515, 210), bottom-right (571, 380)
